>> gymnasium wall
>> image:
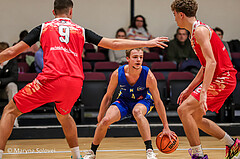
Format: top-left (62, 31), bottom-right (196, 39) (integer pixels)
top-left (0, 0), bottom-right (239, 45)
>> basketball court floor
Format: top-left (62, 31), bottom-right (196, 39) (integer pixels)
top-left (4, 136), bottom-right (238, 159)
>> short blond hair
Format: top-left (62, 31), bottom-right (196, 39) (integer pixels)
top-left (126, 48), bottom-right (144, 58)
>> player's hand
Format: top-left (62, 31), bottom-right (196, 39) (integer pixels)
top-left (177, 88), bottom-right (192, 105)
top-left (97, 114), bottom-right (104, 123)
top-left (160, 127), bottom-right (177, 143)
top-left (148, 37), bottom-right (169, 49)
top-left (199, 91), bottom-right (208, 115)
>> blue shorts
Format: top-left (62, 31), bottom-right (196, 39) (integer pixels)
top-left (111, 95), bottom-right (154, 121)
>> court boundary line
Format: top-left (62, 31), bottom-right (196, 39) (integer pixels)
top-left (4, 148), bottom-right (225, 155)
top-left (12, 123), bottom-right (240, 129)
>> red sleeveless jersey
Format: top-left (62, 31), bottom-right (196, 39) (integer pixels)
top-left (38, 18), bottom-right (85, 80)
top-left (191, 20), bottom-right (236, 77)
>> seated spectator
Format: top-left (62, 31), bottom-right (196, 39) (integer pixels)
top-left (14, 30), bottom-right (39, 53)
top-left (35, 47), bottom-right (44, 73)
top-left (14, 30), bottom-right (39, 72)
top-left (167, 28), bottom-right (197, 64)
top-left (0, 42), bottom-right (19, 127)
top-left (127, 15), bottom-right (153, 52)
top-left (214, 27), bottom-right (232, 60)
top-left (108, 28), bottom-right (128, 64)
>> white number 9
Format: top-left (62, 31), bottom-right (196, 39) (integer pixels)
top-left (59, 26), bottom-right (70, 44)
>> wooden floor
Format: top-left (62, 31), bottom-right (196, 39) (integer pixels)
top-left (4, 136), bottom-right (239, 159)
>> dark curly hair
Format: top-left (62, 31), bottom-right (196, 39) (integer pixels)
top-left (171, 0), bottom-right (198, 17)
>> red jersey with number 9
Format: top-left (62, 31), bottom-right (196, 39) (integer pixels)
top-left (38, 18), bottom-right (85, 81)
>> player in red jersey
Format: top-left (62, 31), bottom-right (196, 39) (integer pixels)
top-left (0, 0), bottom-right (169, 158)
top-left (171, 0), bottom-right (240, 159)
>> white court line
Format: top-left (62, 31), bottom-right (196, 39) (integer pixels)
top-left (4, 148), bottom-right (225, 155)
top-left (13, 122), bottom-right (240, 129)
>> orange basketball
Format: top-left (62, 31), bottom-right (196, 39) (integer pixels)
top-left (156, 132), bottom-right (179, 154)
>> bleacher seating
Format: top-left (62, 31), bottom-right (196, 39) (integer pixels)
top-left (167, 72), bottom-right (194, 110)
top-left (80, 72), bottom-right (107, 120)
top-left (17, 62), bottom-right (30, 73)
top-left (84, 52), bottom-right (106, 62)
top-left (231, 52), bottom-right (240, 71)
top-left (230, 72), bottom-right (240, 122)
top-left (83, 61), bottom-right (92, 72)
top-left (94, 62), bottom-right (119, 80)
top-left (143, 52), bottom-right (160, 66)
top-left (84, 43), bottom-right (96, 53)
top-left (152, 72), bottom-right (166, 103)
top-left (151, 61), bottom-right (177, 79)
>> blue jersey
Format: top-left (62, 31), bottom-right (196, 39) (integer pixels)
top-left (117, 65), bottom-right (151, 101)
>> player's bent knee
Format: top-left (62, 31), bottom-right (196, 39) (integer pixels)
top-left (177, 106), bottom-right (185, 118)
top-left (132, 108), bottom-right (143, 118)
top-left (100, 117), bottom-right (112, 127)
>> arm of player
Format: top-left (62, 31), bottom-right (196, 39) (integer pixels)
top-left (98, 37), bottom-right (169, 50)
top-left (146, 70), bottom-right (176, 140)
top-left (0, 25), bottom-right (41, 63)
top-left (0, 41), bottom-right (29, 63)
top-left (97, 69), bottom-right (118, 123)
top-left (195, 26), bottom-right (216, 115)
top-left (177, 66), bottom-right (204, 105)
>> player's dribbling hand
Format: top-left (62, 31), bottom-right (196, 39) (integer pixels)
top-left (160, 127), bottom-right (177, 143)
top-left (149, 37), bottom-right (169, 49)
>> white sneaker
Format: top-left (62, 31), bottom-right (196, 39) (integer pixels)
top-left (146, 149), bottom-right (157, 159)
top-left (83, 150), bottom-right (96, 159)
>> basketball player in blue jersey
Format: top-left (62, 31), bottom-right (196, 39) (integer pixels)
top-left (83, 48), bottom-right (175, 159)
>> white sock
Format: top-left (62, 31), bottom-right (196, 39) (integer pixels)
top-left (220, 132), bottom-right (235, 147)
top-left (191, 145), bottom-right (204, 157)
top-left (71, 146), bottom-right (80, 159)
top-left (0, 150), bottom-right (3, 158)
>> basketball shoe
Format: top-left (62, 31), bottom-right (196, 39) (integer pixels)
top-left (146, 149), bottom-right (157, 159)
top-left (83, 150), bottom-right (96, 159)
top-left (188, 149), bottom-right (208, 159)
top-left (224, 138), bottom-right (240, 159)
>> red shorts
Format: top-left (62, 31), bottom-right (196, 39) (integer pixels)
top-left (191, 71), bottom-right (237, 113)
top-left (13, 76), bottom-right (83, 115)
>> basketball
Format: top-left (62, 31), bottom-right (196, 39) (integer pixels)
top-left (156, 132), bottom-right (179, 154)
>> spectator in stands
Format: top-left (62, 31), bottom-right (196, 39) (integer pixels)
top-left (108, 28), bottom-right (128, 65)
top-left (127, 15), bottom-right (153, 52)
top-left (34, 47), bottom-right (44, 73)
top-left (214, 27), bottom-right (232, 60)
top-left (15, 30), bottom-right (39, 53)
top-left (0, 42), bottom-right (19, 127)
top-left (167, 28), bottom-right (197, 64)
top-left (14, 30), bottom-right (39, 72)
